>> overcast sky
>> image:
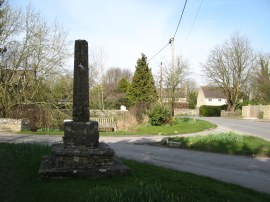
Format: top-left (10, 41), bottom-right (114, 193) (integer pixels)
top-left (10, 0), bottom-right (270, 85)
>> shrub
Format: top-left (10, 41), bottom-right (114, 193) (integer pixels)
top-left (258, 111), bottom-right (264, 119)
top-left (148, 104), bottom-right (172, 126)
top-left (129, 102), bottom-right (149, 124)
top-left (10, 103), bottom-right (71, 131)
top-left (199, 105), bottom-right (224, 117)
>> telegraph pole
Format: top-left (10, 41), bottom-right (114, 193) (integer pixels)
top-left (159, 62), bottom-right (163, 104)
top-left (169, 37), bottom-right (175, 116)
top-left (169, 38), bottom-right (175, 73)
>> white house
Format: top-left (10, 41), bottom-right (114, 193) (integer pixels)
top-left (197, 86), bottom-right (227, 108)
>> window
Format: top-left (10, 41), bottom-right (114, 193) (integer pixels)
top-left (218, 98), bottom-right (222, 102)
top-left (208, 98), bottom-right (212, 101)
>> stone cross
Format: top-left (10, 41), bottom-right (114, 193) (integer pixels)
top-left (39, 39), bottom-right (130, 178)
top-left (63, 40), bottom-right (99, 148)
top-left (73, 40), bottom-right (90, 122)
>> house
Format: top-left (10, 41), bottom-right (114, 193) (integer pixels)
top-left (157, 87), bottom-right (188, 105)
top-left (197, 86), bottom-right (226, 108)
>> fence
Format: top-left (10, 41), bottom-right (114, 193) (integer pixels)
top-left (90, 117), bottom-right (117, 132)
top-left (242, 105), bottom-right (270, 120)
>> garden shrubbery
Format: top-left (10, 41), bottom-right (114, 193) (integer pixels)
top-left (148, 104), bottom-right (172, 126)
top-left (199, 105), bottom-right (227, 117)
top-left (10, 103), bottom-right (71, 131)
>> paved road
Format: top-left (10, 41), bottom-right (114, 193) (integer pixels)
top-left (192, 116), bottom-right (270, 141)
top-left (0, 130), bottom-right (270, 194)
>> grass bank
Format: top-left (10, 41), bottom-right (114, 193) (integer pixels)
top-left (20, 117), bottom-right (216, 136)
top-left (136, 117), bottom-right (216, 135)
top-left (0, 143), bottom-right (269, 202)
top-left (167, 132), bottom-right (270, 157)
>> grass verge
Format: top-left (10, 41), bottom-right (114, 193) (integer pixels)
top-left (20, 117), bottom-right (216, 136)
top-left (136, 117), bottom-right (216, 135)
top-left (167, 132), bottom-right (270, 157)
top-left (0, 143), bottom-right (269, 201)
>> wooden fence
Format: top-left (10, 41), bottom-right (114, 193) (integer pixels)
top-left (90, 117), bottom-right (117, 132)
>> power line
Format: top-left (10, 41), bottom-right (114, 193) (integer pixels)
top-left (173, 0), bottom-right (188, 38)
top-left (183, 0), bottom-right (203, 46)
top-left (148, 0), bottom-right (188, 62)
top-left (148, 42), bottom-right (170, 62)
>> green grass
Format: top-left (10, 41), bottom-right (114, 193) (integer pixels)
top-left (168, 132), bottom-right (270, 157)
top-left (136, 117), bottom-right (216, 135)
top-left (0, 143), bottom-right (269, 202)
top-left (20, 117), bottom-right (216, 136)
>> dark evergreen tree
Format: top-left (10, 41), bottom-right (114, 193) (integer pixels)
top-left (127, 53), bottom-right (158, 106)
top-left (116, 77), bottom-right (130, 93)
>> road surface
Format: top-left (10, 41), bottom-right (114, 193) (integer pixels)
top-left (192, 116), bottom-right (270, 141)
top-left (0, 130), bottom-right (269, 194)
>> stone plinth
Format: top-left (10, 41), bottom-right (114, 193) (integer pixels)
top-left (63, 121), bottom-right (99, 148)
top-left (39, 143), bottom-right (129, 177)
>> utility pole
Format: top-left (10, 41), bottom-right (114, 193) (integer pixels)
top-left (159, 62), bottom-right (163, 104)
top-left (169, 38), bottom-right (175, 73)
top-left (169, 37), bottom-right (175, 116)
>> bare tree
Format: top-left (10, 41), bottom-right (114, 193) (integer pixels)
top-left (89, 45), bottom-right (107, 110)
top-left (250, 54), bottom-right (270, 104)
top-left (163, 56), bottom-right (189, 116)
top-left (203, 33), bottom-right (256, 111)
top-left (0, 3), bottom-right (70, 117)
top-left (103, 67), bottom-right (132, 85)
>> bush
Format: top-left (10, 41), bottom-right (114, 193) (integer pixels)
top-left (148, 104), bottom-right (172, 126)
top-left (129, 102), bottom-right (150, 124)
top-left (10, 103), bottom-right (71, 131)
top-left (199, 105), bottom-right (225, 117)
top-left (258, 111), bottom-right (264, 119)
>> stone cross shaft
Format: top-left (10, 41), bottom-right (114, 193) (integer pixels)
top-left (73, 40), bottom-right (90, 122)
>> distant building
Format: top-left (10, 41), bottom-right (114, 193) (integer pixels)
top-left (157, 87), bottom-right (187, 104)
top-left (197, 86), bottom-right (226, 108)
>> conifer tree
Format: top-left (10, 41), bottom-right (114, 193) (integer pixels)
top-left (116, 77), bottom-right (130, 93)
top-left (127, 53), bottom-right (158, 106)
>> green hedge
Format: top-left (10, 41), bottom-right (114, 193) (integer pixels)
top-left (199, 105), bottom-right (227, 117)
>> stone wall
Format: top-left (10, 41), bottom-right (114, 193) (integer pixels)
top-left (90, 110), bottom-right (129, 118)
top-left (0, 118), bottom-right (29, 132)
top-left (174, 108), bottom-right (199, 116)
top-left (242, 105), bottom-right (270, 120)
top-left (221, 110), bottom-right (241, 118)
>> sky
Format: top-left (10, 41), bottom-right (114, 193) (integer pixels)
top-left (10, 0), bottom-right (270, 85)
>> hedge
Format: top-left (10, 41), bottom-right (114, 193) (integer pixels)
top-left (199, 105), bottom-right (227, 117)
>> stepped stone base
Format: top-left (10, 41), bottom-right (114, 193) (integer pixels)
top-left (39, 143), bottom-right (130, 178)
top-left (39, 121), bottom-right (130, 178)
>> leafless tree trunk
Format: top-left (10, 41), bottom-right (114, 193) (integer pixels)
top-left (203, 32), bottom-right (256, 111)
top-left (164, 56), bottom-right (189, 116)
top-left (89, 46), bottom-right (107, 110)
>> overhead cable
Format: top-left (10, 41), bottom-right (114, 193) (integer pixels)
top-left (149, 42), bottom-right (170, 62)
top-left (149, 0), bottom-right (188, 62)
top-left (173, 0), bottom-right (188, 38)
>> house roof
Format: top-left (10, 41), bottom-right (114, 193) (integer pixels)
top-left (201, 86), bottom-right (226, 99)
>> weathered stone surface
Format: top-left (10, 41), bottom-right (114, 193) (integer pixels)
top-left (39, 143), bottom-right (130, 178)
top-left (39, 155), bottom-right (130, 178)
top-left (73, 40), bottom-right (89, 122)
top-left (53, 143), bottom-right (114, 169)
top-left (39, 39), bottom-right (130, 178)
top-left (63, 121), bottom-right (99, 148)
